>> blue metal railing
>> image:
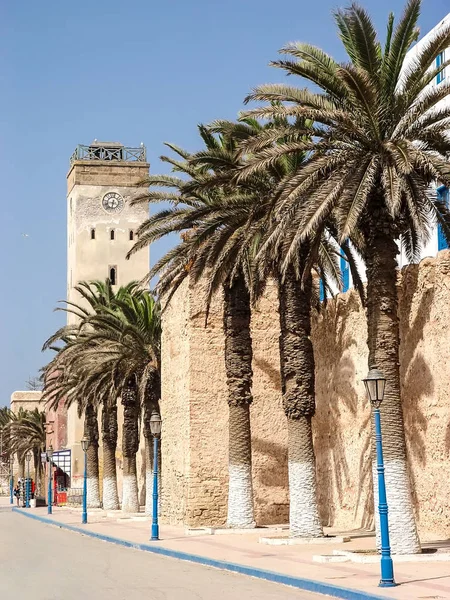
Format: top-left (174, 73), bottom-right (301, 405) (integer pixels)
top-left (70, 144), bottom-right (146, 164)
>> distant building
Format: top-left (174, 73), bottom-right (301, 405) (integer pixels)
top-left (10, 390), bottom-right (43, 414)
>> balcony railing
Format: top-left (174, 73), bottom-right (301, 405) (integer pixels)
top-left (70, 144), bottom-right (147, 164)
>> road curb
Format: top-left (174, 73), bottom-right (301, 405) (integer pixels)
top-left (12, 508), bottom-right (393, 600)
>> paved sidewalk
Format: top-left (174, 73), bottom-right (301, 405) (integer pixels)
top-left (4, 497), bottom-right (450, 600)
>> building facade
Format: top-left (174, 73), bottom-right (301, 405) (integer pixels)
top-left (64, 141), bottom-right (150, 484)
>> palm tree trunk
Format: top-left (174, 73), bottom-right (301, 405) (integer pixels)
top-left (121, 379), bottom-right (140, 513)
top-left (223, 274), bottom-right (255, 528)
top-left (18, 454), bottom-right (25, 479)
top-left (366, 230), bottom-right (420, 554)
top-left (101, 399), bottom-right (120, 511)
top-left (278, 267), bottom-right (323, 538)
top-left (84, 403), bottom-right (101, 508)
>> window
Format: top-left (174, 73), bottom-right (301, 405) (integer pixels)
top-left (340, 252), bottom-right (350, 292)
top-left (109, 266), bottom-right (117, 286)
top-left (91, 228), bottom-right (96, 240)
top-left (437, 52), bottom-right (445, 84)
top-left (129, 230), bottom-right (134, 241)
top-left (437, 186), bottom-right (449, 250)
top-left (110, 229), bottom-right (115, 240)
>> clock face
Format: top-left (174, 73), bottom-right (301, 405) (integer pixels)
top-left (102, 192), bottom-right (124, 213)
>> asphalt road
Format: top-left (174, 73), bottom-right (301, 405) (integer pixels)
top-left (0, 508), bottom-right (327, 600)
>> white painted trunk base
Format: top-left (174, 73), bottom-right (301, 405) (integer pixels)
top-left (122, 474), bottom-right (139, 513)
top-left (87, 477), bottom-right (101, 508)
top-left (288, 419), bottom-right (323, 538)
top-left (102, 476), bottom-right (120, 511)
top-left (288, 459), bottom-right (323, 537)
top-left (372, 458), bottom-right (421, 555)
top-left (227, 464), bottom-right (255, 528)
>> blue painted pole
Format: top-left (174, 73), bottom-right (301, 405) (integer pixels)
top-left (9, 469), bottom-right (13, 504)
top-left (374, 407), bottom-right (396, 588)
top-left (82, 450), bottom-right (88, 524)
top-left (151, 436), bottom-right (159, 541)
top-left (47, 461), bottom-right (52, 515)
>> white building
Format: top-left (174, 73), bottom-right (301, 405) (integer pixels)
top-left (337, 13), bottom-right (450, 294)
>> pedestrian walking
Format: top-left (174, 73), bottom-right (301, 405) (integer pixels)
top-left (13, 484), bottom-right (20, 507)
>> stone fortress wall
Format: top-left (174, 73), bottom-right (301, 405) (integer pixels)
top-left (160, 251), bottom-right (450, 539)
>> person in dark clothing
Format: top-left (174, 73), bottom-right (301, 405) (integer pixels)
top-left (13, 484), bottom-right (20, 507)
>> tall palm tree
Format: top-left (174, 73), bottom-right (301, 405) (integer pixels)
top-left (129, 131), bottom-right (258, 527)
top-left (43, 283), bottom-right (161, 514)
top-left (43, 280), bottom-right (147, 510)
top-left (242, 0), bottom-right (450, 553)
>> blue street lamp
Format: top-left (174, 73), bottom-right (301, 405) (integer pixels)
top-left (47, 445), bottom-right (53, 515)
top-left (150, 411), bottom-right (162, 541)
top-left (25, 451), bottom-right (32, 508)
top-left (81, 436), bottom-right (89, 525)
top-left (363, 367), bottom-right (397, 588)
top-left (9, 456), bottom-right (14, 504)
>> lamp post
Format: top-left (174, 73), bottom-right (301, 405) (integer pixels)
top-left (81, 436), bottom-right (89, 524)
top-left (9, 456), bottom-right (14, 505)
top-left (363, 366), bottom-right (396, 588)
top-left (149, 411), bottom-right (162, 541)
top-left (47, 445), bottom-right (53, 515)
top-left (25, 451), bottom-right (32, 508)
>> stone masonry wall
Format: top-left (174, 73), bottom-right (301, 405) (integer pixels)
top-left (161, 251), bottom-right (450, 538)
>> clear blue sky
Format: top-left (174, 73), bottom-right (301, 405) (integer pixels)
top-left (0, 0), bottom-right (448, 405)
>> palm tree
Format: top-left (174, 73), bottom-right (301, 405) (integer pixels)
top-left (43, 282), bottom-right (161, 514)
top-left (134, 135), bottom-right (254, 530)
top-left (43, 280), bottom-right (145, 510)
top-left (6, 408), bottom-right (46, 495)
top-left (129, 132), bottom-right (258, 527)
top-left (242, 0), bottom-right (450, 553)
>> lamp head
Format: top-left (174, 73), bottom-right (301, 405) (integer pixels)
top-left (149, 410), bottom-right (162, 437)
top-left (81, 436), bottom-right (89, 453)
top-left (363, 366), bottom-right (386, 409)
top-left (47, 444), bottom-right (53, 460)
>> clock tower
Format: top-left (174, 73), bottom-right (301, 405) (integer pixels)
top-left (65, 141), bottom-right (150, 485)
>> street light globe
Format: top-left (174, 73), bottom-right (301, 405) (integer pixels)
top-left (26, 451), bottom-right (32, 463)
top-left (363, 366), bottom-right (386, 408)
top-left (81, 436), bottom-right (89, 453)
top-left (47, 444), bottom-right (53, 460)
top-left (149, 411), bottom-right (162, 437)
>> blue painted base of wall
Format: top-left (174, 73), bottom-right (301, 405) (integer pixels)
top-left (12, 507), bottom-right (393, 600)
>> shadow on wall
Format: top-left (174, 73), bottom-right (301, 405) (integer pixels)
top-left (399, 263), bottom-right (435, 519)
top-left (139, 445), bottom-right (146, 507)
top-left (254, 357), bottom-right (282, 393)
top-left (313, 292), bottom-right (374, 531)
top-left (252, 436), bottom-right (289, 523)
top-left (252, 357), bottom-right (288, 524)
